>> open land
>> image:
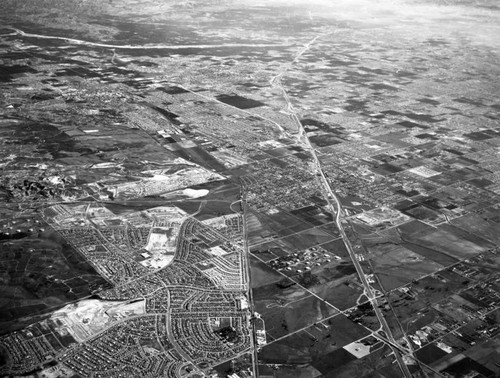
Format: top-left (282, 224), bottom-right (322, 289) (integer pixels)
top-left (0, 0), bottom-right (500, 377)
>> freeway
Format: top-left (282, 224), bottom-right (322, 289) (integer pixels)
top-left (270, 33), bottom-right (414, 378)
top-left (241, 195), bottom-right (260, 378)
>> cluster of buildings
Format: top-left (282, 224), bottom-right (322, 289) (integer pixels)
top-left (1, 194), bottom-right (252, 377)
top-left (269, 246), bottom-right (342, 275)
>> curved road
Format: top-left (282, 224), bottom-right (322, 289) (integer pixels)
top-left (7, 24), bottom-right (420, 376)
top-left (7, 27), bottom-right (284, 50)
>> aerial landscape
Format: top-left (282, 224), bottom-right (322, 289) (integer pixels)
top-left (0, 0), bottom-right (499, 377)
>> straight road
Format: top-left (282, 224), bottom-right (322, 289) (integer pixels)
top-left (271, 33), bottom-right (414, 378)
top-left (241, 194), bottom-right (260, 377)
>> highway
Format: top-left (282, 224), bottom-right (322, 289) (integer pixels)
top-left (294, 112), bottom-right (413, 378)
top-left (19, 23), bottom-right (416, 376)
top-left (241, 195), bottom-right (260, 378)
top-left (270, 34), bottom-right (414, 378)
